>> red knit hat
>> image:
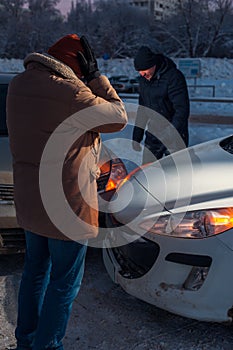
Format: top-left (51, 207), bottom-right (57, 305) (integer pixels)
top-left (48, 34), bottom-right (84, 78)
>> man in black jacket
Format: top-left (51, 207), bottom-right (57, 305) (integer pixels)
top-left (132, 46), bottom-right (190, 164)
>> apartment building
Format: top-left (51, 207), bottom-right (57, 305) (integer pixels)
top-left (129, 0), bottom-right (178, 20)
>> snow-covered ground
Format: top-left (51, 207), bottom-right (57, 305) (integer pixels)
top-left (1, 56), bottom-right (232, 99)
top-left (2, 56), bottom-right (232, 86)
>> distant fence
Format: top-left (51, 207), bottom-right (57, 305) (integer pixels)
top-left (188, 97), bottom-right (233, 103)
top-left (120, 94), bottom-right (233, 124)
top-left (119, 93), bottom-right (233, 104)
top-left (188, 85), bottom-right (216, 97)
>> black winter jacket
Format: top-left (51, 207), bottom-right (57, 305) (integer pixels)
top-left (133, 54), bottom-right (190, 151)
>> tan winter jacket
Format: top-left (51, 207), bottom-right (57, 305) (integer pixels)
top-left (6, 53), bottom-right (127, 241)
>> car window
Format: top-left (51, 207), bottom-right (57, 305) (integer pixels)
top-left (0, 84), bottom-right (8, 136)
top-left (118, 78), bottom-right (129, 82)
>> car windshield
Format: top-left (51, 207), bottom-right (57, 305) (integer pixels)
top-left (0, 83), bottom-right (8, 136)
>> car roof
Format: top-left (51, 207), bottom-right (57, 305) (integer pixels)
top-left (0, 72), bottom-right (18, 84)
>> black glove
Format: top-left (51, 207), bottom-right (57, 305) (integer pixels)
top-left (77, 36), bottom-right (100, 83)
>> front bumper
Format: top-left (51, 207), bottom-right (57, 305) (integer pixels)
top-left (0, 228), bottom-right (25, 254)
top-left (103, 225), bottom-right (233, 322)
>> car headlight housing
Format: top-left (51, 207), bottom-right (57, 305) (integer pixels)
top-left (140, 208), bottom-right (233, 238)
top-left (104, 158), bottom-right (127, 192)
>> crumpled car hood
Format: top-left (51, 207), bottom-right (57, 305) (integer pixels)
top-left (109, 135), bottom-right (233, 226)
top-left (133, 136), bottom-right (233, 213)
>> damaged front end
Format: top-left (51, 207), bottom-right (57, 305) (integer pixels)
top-left (103, 137), bottom-right (233, 322)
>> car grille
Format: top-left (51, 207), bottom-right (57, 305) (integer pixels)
top-left (0, 228), bottom-right (25, 254)
top-left (0, 184), bottom-right (14, 204)
top-left (112, 237), bottom-right (160, 279)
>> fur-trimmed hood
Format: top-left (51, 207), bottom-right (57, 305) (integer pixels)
top-left (24, 52), bottom-right (79, 81)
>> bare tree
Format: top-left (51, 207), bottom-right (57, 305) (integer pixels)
top-left (202, 0), bottom-right (233, 56)
top-left (66, 0), bottom-right (93, 34)
top-left (0, 0), bottom-right (64, 58)
top-left (1, 0), bottom-right (232, 59)
top-left (66, 0), bottom-right (153, 58)
top-left (0, 0), bottom-right (26, 18)
top-left (0, 0), bottom-right (28, 57)
top-left (151, 0), bottom-right (233, 57)
top-left (27, 0), bottom-right (64, 52)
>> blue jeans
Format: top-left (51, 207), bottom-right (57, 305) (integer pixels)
top-left (15, 231), bottom-right (87, 350)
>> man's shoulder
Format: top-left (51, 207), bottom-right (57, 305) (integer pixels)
top-left (166, 63), bottom-right (185, 79)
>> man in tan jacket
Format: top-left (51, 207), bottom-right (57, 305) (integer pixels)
top-left (7, 34), bottom-right (127, 350)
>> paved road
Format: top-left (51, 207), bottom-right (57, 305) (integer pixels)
top-left (1, 249), bottom-right (233, 350)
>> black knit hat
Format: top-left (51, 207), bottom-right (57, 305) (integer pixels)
top-left (134, 46), bottom-right (158, 71)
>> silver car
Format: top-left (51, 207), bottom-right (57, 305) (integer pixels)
top-left (103, 135), bottom-right (233, 323)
